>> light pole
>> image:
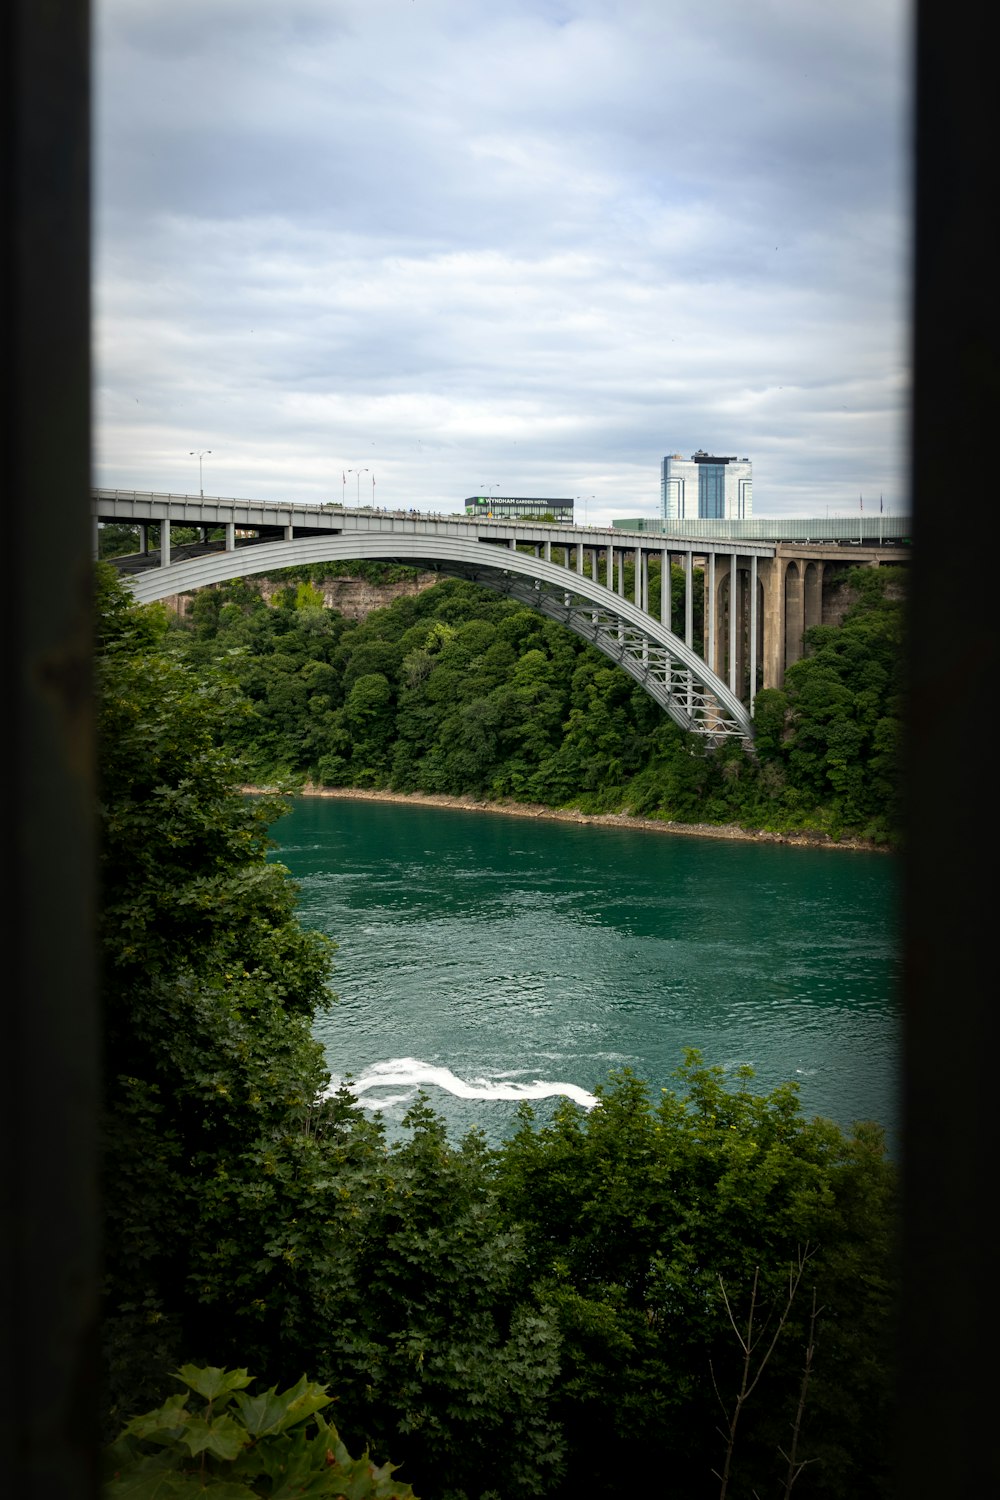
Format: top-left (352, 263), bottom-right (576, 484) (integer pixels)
top-left (189, 450), bottom-right (211, 497)
top-left (349, 468), bottom-right (368, 506)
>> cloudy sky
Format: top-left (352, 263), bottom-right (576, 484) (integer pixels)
top-left (93, 0), bottom-right (911, 523)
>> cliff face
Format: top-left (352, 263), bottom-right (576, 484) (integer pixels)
top-left (255, 571), bottom-right (440, 620)
top-left (822, 569), bottom-right (906, 627)
top-left (165, 570), bottom-right (441, 622)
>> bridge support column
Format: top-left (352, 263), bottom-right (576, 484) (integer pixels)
top-left (804, 560), bottom-right (823, 632)
top-left (684, 551), bottom-right (693, 650)
top-left (706, 552), bottom-right (716, 672)
top-left (161, 513), bottom-right (170, 566)
top-left (140, 524), bottom-right (149, 555)
top-left (661, 548), bottom-right (671, 628)
top-left (750, 555), bottom-right (759, 713)
top-left (544, 539), bottom-right (551, 562)
top-left (618, 554), bottom-right (625, 596)
top-left (606, 543), bottom-right (614, 589)
top-left (759, 557), bottom-right (785, 690)
top-left (685, 551), bottom-right (695, 712)
top-left (784, 560), bottom-right (805, 672)
top-left (729, 551), bottom-right (739, 697)
top-left (225, 521), bottom-right (235, 551)
top-left (710, 557), bottom-right (723, 679)
top-left (577, 542), bottom-right (584, 574)
top-left (634, 545), bottom-right (641, 606)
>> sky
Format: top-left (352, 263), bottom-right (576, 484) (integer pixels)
top-left (93, 0), bottom-right (912, 524)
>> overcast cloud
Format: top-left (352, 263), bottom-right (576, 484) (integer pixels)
top-left (94, 0), bottom-right (911, 521)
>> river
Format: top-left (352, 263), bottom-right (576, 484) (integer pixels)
top-left (269, 795), bottom-right (901, 1152)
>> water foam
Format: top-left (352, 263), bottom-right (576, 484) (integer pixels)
top-left (324, 1056), bottom-right (598, 1110)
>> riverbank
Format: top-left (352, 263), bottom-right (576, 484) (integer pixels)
top-left (242, 783), bottom-right (891, 853)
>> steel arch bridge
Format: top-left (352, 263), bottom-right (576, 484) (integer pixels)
top-left (122, 532), bottom-right (753, 744)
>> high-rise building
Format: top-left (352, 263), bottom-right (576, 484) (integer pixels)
top-left (660, 451), bottom-right (752, 520)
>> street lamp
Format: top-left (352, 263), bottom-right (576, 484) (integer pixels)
top-left (348, 468), bottom-right (368, 506)
top-left (190, 450), bottom-right (211, 497)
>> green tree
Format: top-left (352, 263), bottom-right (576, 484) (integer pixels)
top-left (496, 1056), bottom-right (897, 1499)
top-left (96, 564), bottom-right (336, 1422)
top-left (772, 568), bottom-right (905, 839)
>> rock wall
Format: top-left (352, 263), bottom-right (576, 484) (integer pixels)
top-left (164, 570), bottom-right (441, 622)
top-left (821, 564), bottom-right (906, 627)
top-left (256, 572), bottom-right (440, 620)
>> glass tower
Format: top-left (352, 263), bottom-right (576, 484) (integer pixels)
top-left (661, 451), bottom-right (752, 520)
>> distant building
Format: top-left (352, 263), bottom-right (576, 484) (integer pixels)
top-left (661, 451), bottom-right (752, 520)
top-left (463, 496), bottom-right (574, 521)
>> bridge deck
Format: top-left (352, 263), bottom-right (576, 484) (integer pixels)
top-left (92, 489), bottom-right (780, 558)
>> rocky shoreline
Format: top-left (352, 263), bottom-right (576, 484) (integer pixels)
top-left (242, 783), bottom-right (891, 854)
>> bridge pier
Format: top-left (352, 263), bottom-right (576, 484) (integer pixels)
top-left (750, 555), bottom-right (759, 710)
top-left (759, 557), bottom-right (784, 690)
top-left (804, 559), bottom-right (823, 633)
top-left (784, 559), bottom-right (805, 672)
top-left (683, 552), bottom-right (693, 651)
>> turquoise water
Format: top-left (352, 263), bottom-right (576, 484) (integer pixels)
top-left (270, 797), bottom-right (901, 1150)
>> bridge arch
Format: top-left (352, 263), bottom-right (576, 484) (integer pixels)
top-left (122, 532), bottom-right (753, 743)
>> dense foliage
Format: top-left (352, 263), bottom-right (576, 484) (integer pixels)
top-left (97, 565), bottom-right (899, 1499)
top-left (166, 560), bottom-right (905, 843)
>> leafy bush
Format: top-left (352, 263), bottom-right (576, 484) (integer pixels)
top-left (104, 1364), bottom-right (416, 1498)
